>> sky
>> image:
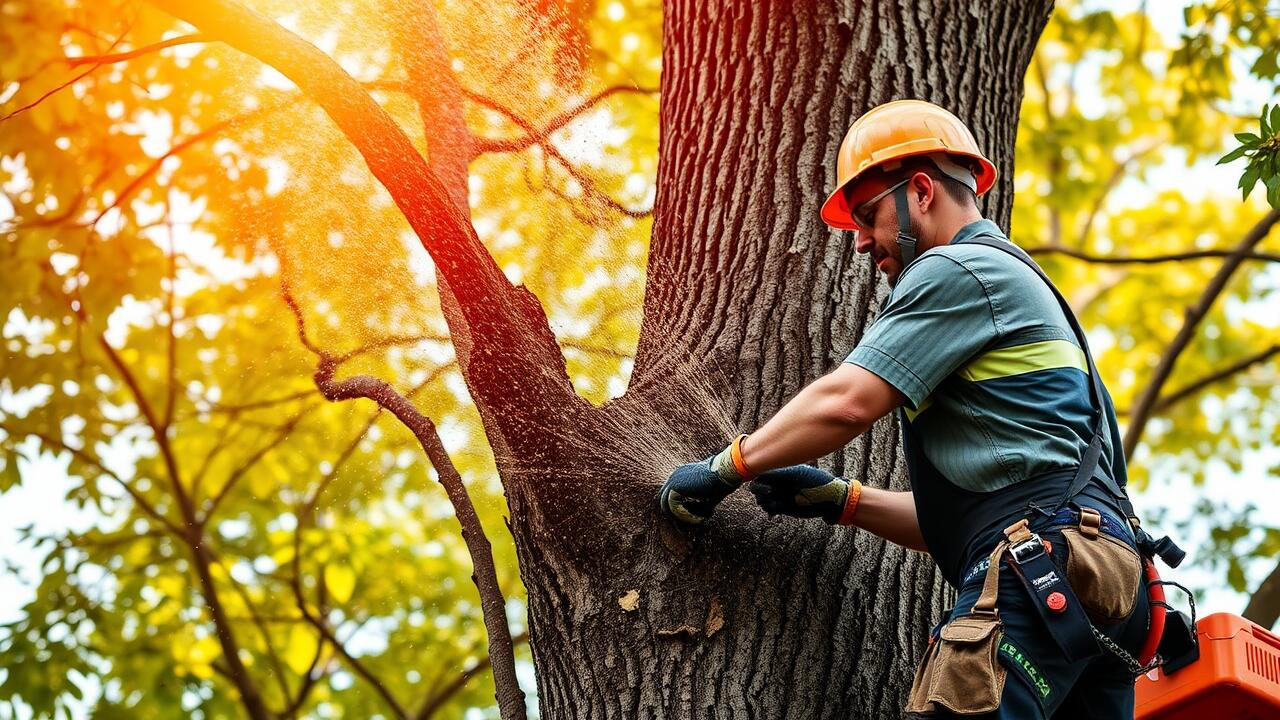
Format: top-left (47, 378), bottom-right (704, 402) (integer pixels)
top-left (2, 1), bottom-right (1279, 718)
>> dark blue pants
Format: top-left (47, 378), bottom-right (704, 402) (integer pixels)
top-left (922, 519), bottom-right (1150, 719)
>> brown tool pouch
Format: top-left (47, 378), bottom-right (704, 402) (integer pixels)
top-left (906, 543), bottom-right (1009, 715)
top-left (1062, 508), bottom-right (1141, 624)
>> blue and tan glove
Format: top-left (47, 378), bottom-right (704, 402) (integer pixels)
top-left (658, 435), bottom-right (752, 524)
top-left (749, 464), bottom-right (862, 525)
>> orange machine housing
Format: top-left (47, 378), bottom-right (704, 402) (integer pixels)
top-left (1135, 612), bottom-right (1280, 719)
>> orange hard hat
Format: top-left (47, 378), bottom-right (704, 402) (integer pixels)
top-left (820, 99), bottom-right (998, 230)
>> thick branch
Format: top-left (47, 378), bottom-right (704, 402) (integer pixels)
top-left (1124, 208), bottom-right (1280, 456)
top-left (1244, 559), bottom-right (1280, 631)
top-left (147, 0), bottom-right (570, 404)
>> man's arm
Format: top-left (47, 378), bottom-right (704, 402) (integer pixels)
top-left (735, 363), bottom-right (928, 552)
top-left (739, 363), bottom-right (905, 472)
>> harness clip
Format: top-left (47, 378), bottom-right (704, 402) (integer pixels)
top-left (1010, 533), bottom-right (1046, 565)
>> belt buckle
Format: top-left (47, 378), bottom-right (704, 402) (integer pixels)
top-left (1010, 533), bottom-right (1045, 565)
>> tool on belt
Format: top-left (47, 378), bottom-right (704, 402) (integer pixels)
top-left (964, 236), bottom-right (1197, 674)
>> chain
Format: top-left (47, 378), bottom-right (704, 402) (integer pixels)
top-left (1091, 624), bottom-right (1162, 676)
top-left (1092, 579), bottom-right (1198, 678)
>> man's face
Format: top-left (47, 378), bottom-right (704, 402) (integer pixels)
top-left (845, 177), bottom-right (911, 286)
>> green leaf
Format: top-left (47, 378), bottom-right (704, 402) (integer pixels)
top-left (1262, 105), bottom-right (1272, 137)
top-left (1272, 105), bottom-right (1280, 138)
top-left (1235, 132), bottom-right (1261, 147)
top-left (1217, 145), bottom-right (1250, 164)
top-left (1241, 164), bottom-right (1262, 200)
top-left (1266, 174), bottom-right (1280, 209)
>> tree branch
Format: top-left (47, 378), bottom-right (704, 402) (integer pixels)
top-left (413, 630), bottom-right (530, 720)
top-left (86, 95), bottom-right (301, 230)
top-left (146, 0), bottom-right (571, 409)
top-left (0, 23), bottom-right (130, 123)
top-left (1124, 208), bottom-right (1280, 456)
top-left (65, 33), bottom-right (209, 66)
top-left (0, 424), bottom-right (184, 539)
top-left (1151, 344), bottom-right (1280, 413)
top-left (1244, 558), bottom-right (1280, 631)
top-left (199, 401), bottom-right (320, 523)
top-left (279, 280), bottom-right (526, 720)
top-left (466, 90), bottom-right (652, 218)
top-left (469, 84), bottom-right (658, 156)
top-left (1023, 246), bottom-right (1280, 265)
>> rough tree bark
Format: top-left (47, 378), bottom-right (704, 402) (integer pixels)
top-left (149, 0), bottom-right (1052, 716)
top-left (513, 2), bottom-right (1052, 717)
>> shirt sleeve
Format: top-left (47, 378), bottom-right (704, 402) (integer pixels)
top-left (846, 254), bottom-right (1000, 408)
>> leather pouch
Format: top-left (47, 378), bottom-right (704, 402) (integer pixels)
top-left (1062, 526), bottom-right (1141, 624)
top-left (906, 613), bottom-right (1007, 715)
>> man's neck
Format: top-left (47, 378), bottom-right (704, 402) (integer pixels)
top-left (919, 210), bottom-right (985, 252)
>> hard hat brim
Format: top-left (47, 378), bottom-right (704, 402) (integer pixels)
top-left (820, 149), bottom-right (997, 231)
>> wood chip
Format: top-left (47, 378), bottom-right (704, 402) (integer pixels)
top-left (618, 589), bottom-right (640, 612)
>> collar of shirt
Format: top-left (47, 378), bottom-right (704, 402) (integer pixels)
top-left (949, 218), bottom-right (1006, 245)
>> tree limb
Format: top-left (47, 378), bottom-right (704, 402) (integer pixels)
top-left (146, 0), bottom-right (572, 408)
top-left (413, 630), bottom-right (530, 720)
top-left (469, 84), bottom-right (658, 157)
top-left (0, 23), bottom-right (130, 123)
top-left (65, 33), bottom-right (209, 66)
top-left (466, 90), bottom-right (652, 218)
top-left (1123, 208), bottom-right (1280, 456)
top-left (1023, 246), bottom-right (1280, 265)
top-left (280, 279), bottom-right (526, 720)
top-left (1244, 558), bottom-right (1280, 631)
top-left (1151, 344), bottom-right (1280, 413)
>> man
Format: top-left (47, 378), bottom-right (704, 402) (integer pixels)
top-left (658, 100), bottom-right (1161, 718)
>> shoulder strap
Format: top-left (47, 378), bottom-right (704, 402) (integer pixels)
top-left (962, 235), bottom-right (1136, 520)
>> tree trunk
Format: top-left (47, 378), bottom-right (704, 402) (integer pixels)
top-left (497, 1), bottom-right (1054, 717)
top-left (148, 0), bottom-right (1052, 715)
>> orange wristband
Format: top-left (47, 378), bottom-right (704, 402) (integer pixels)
top-left (729, 434), bottom-right (754, 480)
top-left (837, 479), bottom-right (863, 526)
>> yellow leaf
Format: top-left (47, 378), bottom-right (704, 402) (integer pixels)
top-left (284, 624), bottom-right (319, 675)
top-left (324, 564), bottom-right (356, 604)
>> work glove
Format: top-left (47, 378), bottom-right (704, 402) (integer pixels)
top-left (749, 464), bottom-right (857, 525)
top-left (658, 443), bottom-right (747, 525)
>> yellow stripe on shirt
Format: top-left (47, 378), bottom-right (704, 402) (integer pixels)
top-left (959, 339), bottom-right (1088, 383)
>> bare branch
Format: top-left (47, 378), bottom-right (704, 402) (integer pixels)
top-left (469, 84), bottom-right (658, 156)
top-left (1023, 246), bottom-right (1280, 265)
top-left (279, 279), bottom-right (526, 720)
top-left (1124, 208), bottom-right (1280, 456)
top-left (414, 630), bottom-right (531, 720)
top-left (1075, 144), bottom-right (1160, 248)
top-left (1151, 344), bottom-right (1280, 413)
top-left (86, 96), bottom-right (301, 229)
top-left (0, 424), bottom-right (184, 538)
top-left (466, 90), bottom-right (652, 218)
top-left (0, 24), bottom-right (130, 123)
top-left (65, 33), bottom-right (209, 66)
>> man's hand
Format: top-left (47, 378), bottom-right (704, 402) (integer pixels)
top-left (749, 465), bottom-right (852, 524)
top-left (658, 447), bottom-right (745, 524)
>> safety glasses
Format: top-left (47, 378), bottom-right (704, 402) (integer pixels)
top-left (852, 177), bottom-right (910, 230)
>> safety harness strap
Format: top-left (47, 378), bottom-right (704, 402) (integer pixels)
top-left (1001, 520), bottom-right (1101, 662)
top-left (962, 235), bottom-right (1135, 521)
top-left (894, 184), bottom-right (918, 268)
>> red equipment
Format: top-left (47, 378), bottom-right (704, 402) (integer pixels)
top-left (1135, 612), bottom-right (1280, 719)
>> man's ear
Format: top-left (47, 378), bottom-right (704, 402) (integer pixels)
top-left (910, 171), bottom-right (935, 210)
